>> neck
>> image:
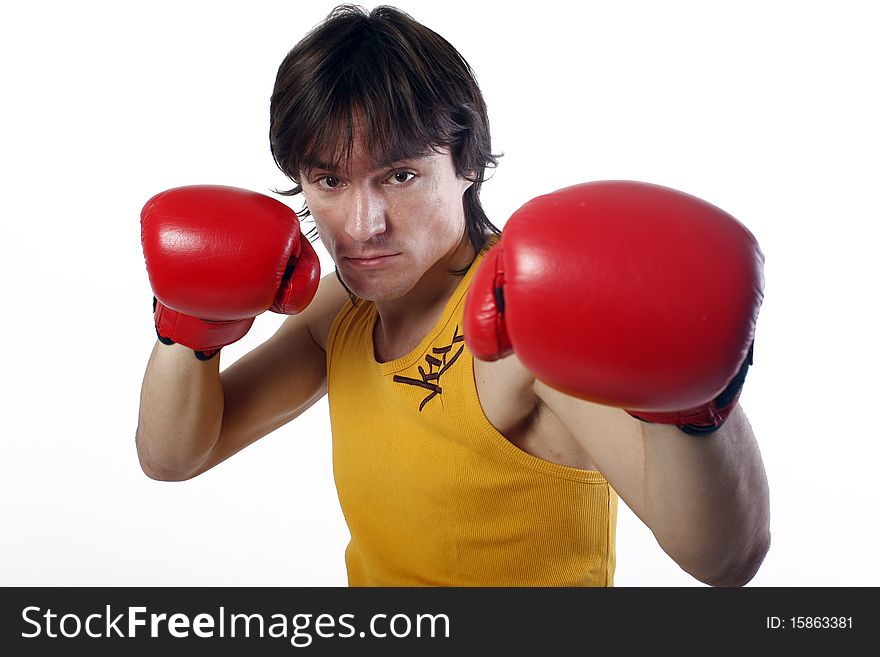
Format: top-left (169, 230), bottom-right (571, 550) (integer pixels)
top-left (373, 234), bottom-right (476, 361)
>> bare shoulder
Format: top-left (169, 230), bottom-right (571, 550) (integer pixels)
top-left (534, 378), bottom-right (646, 511)
top-left (205, 271), bottom-right (349, 470)
top-left (473, 351), bottom-right (539, 436)
top-left (219, 270), bottom-right (348, 411)
top-left (533, 380), bottom-right (642, 447)
top-left (276, 270), bottom-right (350, 352)
top-left (475, 353), bottom-right (607, 472)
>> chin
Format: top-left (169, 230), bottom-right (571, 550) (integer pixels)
top-left (337, 272), bottom-right (405, 303)
top-left (338, 261), bottom-right (417, 302)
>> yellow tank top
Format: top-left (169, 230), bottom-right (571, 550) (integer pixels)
top-left (326, 242), bottom-right (617, 586)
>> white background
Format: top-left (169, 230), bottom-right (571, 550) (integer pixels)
top-left (1, 0), bottom-right (877, 586)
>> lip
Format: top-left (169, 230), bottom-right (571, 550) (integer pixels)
top-left (344, 253), bottom-right (400, 267)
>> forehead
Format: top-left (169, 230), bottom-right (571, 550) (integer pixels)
top-left (298, 106), bottom-right (449, 175)
top-left (308, 139), bottom-right (447, 175)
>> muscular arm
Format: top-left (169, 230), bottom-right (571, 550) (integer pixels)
top-left (135, 341), bottom-right (224, 481)
top-left (639, 404), bottom-right (770, 586)
top-left (463, 180), bottom-right (769, 586)
top-left (536, 381), bottom-right (771, 586)
top-left (135, 272), bottom-right (348, 481)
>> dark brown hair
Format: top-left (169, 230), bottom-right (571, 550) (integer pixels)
top-left (269, 4), bottom-right (501, 258)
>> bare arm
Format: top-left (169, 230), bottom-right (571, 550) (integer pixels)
top-left (536, 381), bottom-right (771, 587)
top-left (135, 340), bottom-right (224, 480)
top-left (135, 272), bottom-right (349, 481)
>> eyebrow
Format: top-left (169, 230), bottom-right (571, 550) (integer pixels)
top-left (309, 152), bottom-right (436, 175)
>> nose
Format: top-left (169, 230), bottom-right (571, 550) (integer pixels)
top-left (345, 185), bottom-right (386, 242)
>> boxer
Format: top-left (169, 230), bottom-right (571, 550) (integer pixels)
top-left (136, 5), bottom-right (770, 586)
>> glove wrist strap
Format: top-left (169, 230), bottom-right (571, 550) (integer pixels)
top-left (627, 342), bottom-right (754, 436)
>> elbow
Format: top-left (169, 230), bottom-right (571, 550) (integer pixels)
top-left (138, 461), bottom-right (196, 482)
top-left (135, 428), bottom-right (202, 482)
top-left (695, 531), bottom-right (771, 587)
top-left (137, 452), bottom-right (197, 482)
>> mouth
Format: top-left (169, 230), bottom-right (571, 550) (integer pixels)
top-left (343, 253), bottom-right (401, 267)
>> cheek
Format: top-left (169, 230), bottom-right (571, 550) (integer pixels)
top-left (423, 176), bottom-right (458, 216)
top-left (302, 195), bottom-right (336, 236)
top-left (434, 178), bottom-right (468, 229)
top-left (311, 220), bottom-right (329, 249)
top-left (300, 210), bottom-right (334, 257)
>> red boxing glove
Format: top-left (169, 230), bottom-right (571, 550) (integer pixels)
top-left (141, 185), bottom-right (320, 359)
top-left (464, 180), bottom-right (764, 434)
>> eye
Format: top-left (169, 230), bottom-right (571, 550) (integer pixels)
top-left (317, 176), bottom-right (343, 190)
top-left (386, 171), bottom-right (416, 185)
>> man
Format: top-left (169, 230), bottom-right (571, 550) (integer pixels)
top-left (137, 5), bottom-right (770, 586)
